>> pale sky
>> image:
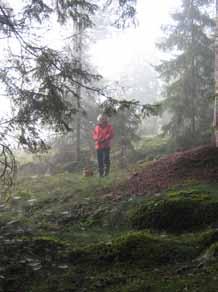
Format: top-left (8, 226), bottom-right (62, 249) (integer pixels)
top-left (0, 0), bottom-right (179, 115)
top-left (91, 0), bottom-right (179, 79)
top-left (4, 0), bottom-right (179, 79)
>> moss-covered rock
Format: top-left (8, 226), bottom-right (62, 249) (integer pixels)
top-left (3, 170), bottom-right (218, 291)
top-left (69, 231), bottom-right (197, 267)
top-left (129, 197), bottom-right (218, 233)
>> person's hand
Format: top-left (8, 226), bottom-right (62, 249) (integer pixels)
top-left (99, 139), bottom-right (106, 144)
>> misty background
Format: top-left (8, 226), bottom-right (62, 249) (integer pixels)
top-left (0, 0), bottom-right (215, 177)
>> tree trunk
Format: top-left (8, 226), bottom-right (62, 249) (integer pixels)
top-left (214, 0), bottom-right (218, 146)
top-left (190, 0), bottom-right (196, 138)
top-left (74, 21), bottom-right (83, 161)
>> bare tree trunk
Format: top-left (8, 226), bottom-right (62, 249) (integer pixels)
top-left (76, 90), bottom-right (81, 161)
top-left (214, 0), bottom-right (218, 146)
top-left (120, 136), bottom-right (128, 168)
top-left (74, 21), bottom-right (83, 161)
top-left (190, 0), bottom-right (196, 138)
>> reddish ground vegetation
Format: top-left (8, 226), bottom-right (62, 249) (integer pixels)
top-left (116, 145), bottom-right (218, 197)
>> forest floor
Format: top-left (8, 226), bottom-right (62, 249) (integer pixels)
top-left (1, 145), bottom-right (218, 291)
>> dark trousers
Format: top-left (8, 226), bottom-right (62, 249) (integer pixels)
top-left (97, 148), bottom-right (110, 176)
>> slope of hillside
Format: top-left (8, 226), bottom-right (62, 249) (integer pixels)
top-left (1, 145), bottom-right (218, 291)
top-left (117, 145), bottom-right (218, 196)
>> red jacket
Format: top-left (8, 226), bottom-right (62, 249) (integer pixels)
top-left (92, 123), bottom-right (114, 150)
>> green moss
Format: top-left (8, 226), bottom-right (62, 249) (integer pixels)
top-left (2, 230), bottom-right (218, 292)
top-left (68, 231), bottom-right (197, 268)
top-left (196, 242), bottom-right (218, 264)
top-left (11, 190), bottom-right (33, 200)
top-left (3, 174), bottom-right (218, 291)
top-left (197, 229), bottom-right (218, 250)
top-left (167, 189), bottom-right (210, 200)
top-left (129, 197), bottom-right (218, 233)
top-left (166, 183), bottom-right (218, 200)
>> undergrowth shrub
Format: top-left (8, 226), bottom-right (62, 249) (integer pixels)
top-left (136, 136), bottom-right (171, 161)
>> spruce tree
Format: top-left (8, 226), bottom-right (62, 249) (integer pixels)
top-left (156, 0), bottom-right (215, 149)
top-left (0, 0), bottom-right (136, 144)
top-left (0, 0), bottom-right (137, 188)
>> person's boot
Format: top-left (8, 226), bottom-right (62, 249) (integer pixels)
top-left (99, 168), bottom-right (104, 177)
top-left (104, 166), bottom-right (110, 176)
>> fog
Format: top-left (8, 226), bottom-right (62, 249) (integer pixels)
top-left (0, 0), bottom-right (215, 166)
top-left (0, 2), bottom-right (217, 290)
top-left (91, 0), bottom-right (179, 79)
top-left (0, 0), bottom-right (178, 108)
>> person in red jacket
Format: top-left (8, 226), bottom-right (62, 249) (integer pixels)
top-left (92, 114), bottom-right (114, 177)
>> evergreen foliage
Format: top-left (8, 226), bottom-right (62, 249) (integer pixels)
top-left (0, 0), bottom-right (138, 186)
top-left (0, 0), bottom-right (136, 142)
top-left (156, 0), bottom-right (215, 149)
